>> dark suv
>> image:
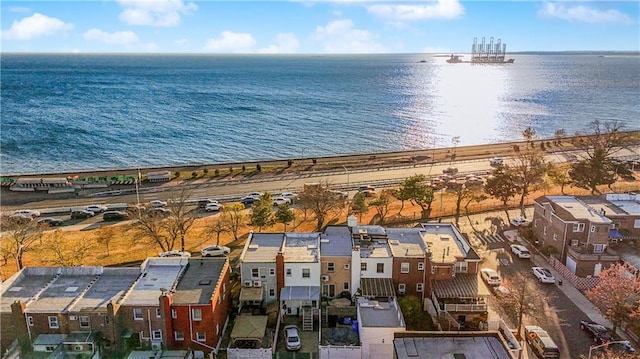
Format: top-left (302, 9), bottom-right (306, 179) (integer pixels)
top-left (103, 211), bottom-right (129, 221)
top-left (71, 209), bottom-right (95, 219)
top-left (580, 320), bottom-right (613, 344)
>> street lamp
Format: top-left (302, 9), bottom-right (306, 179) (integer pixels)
top-left (588, 340), bottom-right (630, 359)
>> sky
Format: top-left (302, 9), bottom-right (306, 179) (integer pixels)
top-left (1, 0), bottom-right (638, 54)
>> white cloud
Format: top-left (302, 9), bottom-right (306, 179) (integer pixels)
top-left (9, 6), bottom-right (31, 13)
top-left (204, 31), bottom-right (256, 53)
top-left (539, 2), bottom-right (632, 24)
top-left (1, 13), bottom-right (73, 40)
top-left (117, 0), bottom-right (197, 27)
top-left (258, 33), bottom-right (300, 54)
top-left (367, 0), bottom-right (464, 21)
top-left (83, 28), bottom-right (139, 45)
top-left (313, 19), bottom-right (386, 53)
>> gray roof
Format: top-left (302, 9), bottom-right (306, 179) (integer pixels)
top-left (420, 222), bottom-right (476, 261)
top-left (280, 286), bottom-right (320, 301)
top-left (604, 193), bottom-right (640, 216)
top-left (544, 196), bottom-right (612, 224)
top-left (1, 267), bottom-right (59, 313)
top-left (284, 233), bottom-right (320, 263)
top-left (69, 268), bottom-right (140, 312)
top-left (321, 226), bottom-right (353, 257)
top-left (172, 258), bottom-right (227, 305)
top-left (386, 228), bottom-right (427, 258)
top-left (121, 257), bottom-right (188, 306)
top-left (394, 335), bottom-right (512, 359)
top-left (357, 297), bottom-right (405, 328)
top-left (243, 233), bottom-right (284, 263)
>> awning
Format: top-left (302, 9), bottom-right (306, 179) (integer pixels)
top-left (360, 278), bottom-right (395, 298)
top-left (609, 229), bottom-right (623, 239)
top-left (280, 286), bottom-right (320, 301)
top-left (433, 274), bottom-right (490, 299)
top-left (240, 286), bottom-right (264, 302)
top-left (230, 316), bottom-right (268, 340)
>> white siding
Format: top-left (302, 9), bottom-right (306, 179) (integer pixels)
top-left (360, 257), bottom-right (393, 278)
top-left (284, 262), bottom-right (320, 287)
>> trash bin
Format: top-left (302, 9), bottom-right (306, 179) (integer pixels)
top-left (558, 279), bottom-right (562, 286)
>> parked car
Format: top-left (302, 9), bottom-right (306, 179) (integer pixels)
top-left (480, 268), bottom-right (501, 286)
top-left (103, 211), bottom-right (129, 221)
top-left (580, 320), bottom-right (613, 344)
top-left (159, 250), bottom-right (191, 258)
top-left (279, 192), bottom-right (299, 202)
top-left (37, 217), bottom-right (64, 226)
top-left (245, 192), bottom-right (264, 199)
top-left (284, 325), bottom-right (301, 351)
top-left (200, 245), bottom-right (230, 257)
top-left (273, 196), bottom-right (292, 206)
top-left (86, 204), bottom-right (109, 213)
top-left (149, 208), bottom-right (172, 216)
top-left (510, 217), bottom-right (532, 227)
top-left (532, 266), bottom-right (555, 283)
top-left (442, 167), bottom-right (458, 175)
top-left (198, 199), bottom-right (219, 208)
top-left (71, 209), bottom-right (95, 219)
top-left (205, 202), bottom-right (224, 212)
top-left (240, 196), bottom-right (257, 206)
top-left (510, 244), bottom-right (531, 259)
top-left (149, 200), bottom-right (168, 208)
top-left (490, 157), bottom-right (504, 166)
top-left (608, 341), bottom-right (636, 354)
top-left (12, 209), bottom-right (41, 218)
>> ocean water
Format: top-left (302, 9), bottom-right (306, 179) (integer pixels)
top-left (1, 53), bottom-right (639, 175)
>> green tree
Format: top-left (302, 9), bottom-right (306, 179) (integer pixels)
top-left (547, 163), bottom-right (572, 195)
top-left (222, 203), bottom-right (246, 241)
top-left (274, 203), bottom-right (296, 232)
top-left (350, 192), bottom-right (369, 221)
top-left (447, 181), bottom-right (481, 227)
top-left (250, 192), bottom-right (275, 231)
top-left (510, 150), bottom-right (549, 217)
top-left (369, 189), bottom-right (394, 224)
top-left (554, 128), bottom-right (567, 145)
top-left (569, 151), bottom-right (616, 195)
top-left (298, 182), bottom-right (344, 231)
top-left (397, 174), bottom-right (434, 219)
top-left (523, 127), bottom-right (537, 143)
top-left (484, 165), bottom-right (518, 221)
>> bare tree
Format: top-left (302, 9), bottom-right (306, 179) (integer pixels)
top-left (484, 165), bottom-right (518, 222)
top-left (510, 150), bottom-right (549, 217)
top-left (165, 188), bottom-right (196, 252)
top-left (206, 218), bottom-right (230, 246)
top-left (94, 226), bottom-right (116, 256)
top-left (297, 182), bottom-right (344, 231)
top-left (222, 203), bottom-right (246, 242)
top-left (42, 230), bottom-right (95, 266)
top-left (1, 216), bottom-right (43, 271)
top-left (447, 181), bottom-right (482, 227)
top-left (495, 272), bottom-right (542, 341)
top-left (547, 163), bottom-right (572, 195)
top-left (369, 189), bottom-right (394, 224)
top-left (131, 209), bottom-right (176, 252)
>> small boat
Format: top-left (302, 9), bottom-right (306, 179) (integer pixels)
top-left (446, 54), bottom-right (463, 63)
top-left (418, 60), bottom-right (427, 63)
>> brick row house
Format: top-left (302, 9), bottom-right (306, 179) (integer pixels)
top-left (533, 195), bottom-right (622, 277)
top-left (0, 257), bottom-right (231, 357)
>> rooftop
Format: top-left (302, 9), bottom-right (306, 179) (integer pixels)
top-left (544, 196), bottom-right (612, 224)
top-left (242, 233), bottom-right (284, 263)
top-left (421, 223), bottom-right (475, 263)
top-left (283, 233), bottom-right (320, 263)
top-left (604, 193), bottom-right (640, 216)
top-left (1, 267), bottom-right (59, 313)
top-left (320, 226), bottom-right (353, 257)
top-left (387, 228), bottom-right (428, 258)
top-left (171, 258), bottom-right (227, 305)
top-left (121, 257), bottom-right (188, 306)
top-left (394, 333), bottom-right (514, 359)
top-left (357, 297), bottom-right (405, 328)
top-left (433, 274), bottom-right (490, 299)
top-left (69, 268), bottom-right (140, 312)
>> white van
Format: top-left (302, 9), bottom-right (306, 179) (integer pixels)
top-left (490, 157), bottom-right (504, 166)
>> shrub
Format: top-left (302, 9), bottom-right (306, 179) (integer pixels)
top-left (287, 160), bottom-right (293, 167)
top-left (256, 164), bottom-right (262, 171)
top-left (174, 171), bottom-right (181, 178)
top-left (214, 169), bottom-right (219, 176)
top-left (191, 172), bottom-right (197, 178)
top-left (229, 167), bottom-right (233, 173)
top-left (203, 168), bottom-right (208, 174)
top-left (541, 245), bottom-right (558, 257)
top-left (242, 165), bottom-right (246, 172)
top-left (513, 145), bottom-right (520, 152)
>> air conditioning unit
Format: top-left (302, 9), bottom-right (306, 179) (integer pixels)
top-left (151, 341), bottom-right (162, 351)
top-left (321, 275), bottom-right (330, 282)
top-left (253, 281), bottom-right (262, 287)
top-left (244, 280), bottom-right (253, 287)
top-left (69, 315), bottom-right (78, 321)
top-left (343, 263), bottom-right (350, 269)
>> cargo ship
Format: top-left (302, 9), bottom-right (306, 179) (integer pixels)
top-left (447, 37), bottom-right (514, 64)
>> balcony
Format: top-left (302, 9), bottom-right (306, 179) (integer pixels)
top-left (567, 246), bottom-right (620, 262)
top-left (444, 303), bottom-right (487, 312)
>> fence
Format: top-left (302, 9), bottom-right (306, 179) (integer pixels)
top-left (548, 256), bottom-right (601, 291)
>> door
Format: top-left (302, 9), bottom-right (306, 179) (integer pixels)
top-left (594, 263), bottom-right (602, 277)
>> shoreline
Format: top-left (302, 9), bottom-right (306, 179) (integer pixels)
top-left (3, 131), bottom-right (639, 180)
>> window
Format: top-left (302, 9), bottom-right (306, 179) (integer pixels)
top-left (152, 330), bottom-right (162, 340)
top-left (398, 284), bottom-right (406, 294)
top-left (591, 225), bottom-right (596, 233)
top-left (133, 308), bottom-right (143, 320)
top-left (431, 266), bottom-right (436, 274)
top-left (593, 244), bottom-right (605, 254)
top-left (27, 316), bottom-right (33, 326)
top-left (175, 332), bottom-right (184, 341)
top-left (269, 288), bottom-right (275, 297)
top-left (376, 263), bottom-right (384, 273)
top-left (455, 261), bottom-right (468, 273)
top-left (156, 308), bottom-right (162, 318)
top-left (401, 262), bottom-right (409, 273)
top-left (552, 233), bottom-right (558, 241)
top-left (573, 223), bottom-right (585, 232)
top-left (79, 316), bottom-right (89, 328)
top-left (543, 226), bottom-right (547, 235)
top-left (196, 332), bottom-right (206, 341)
top-left (252, 268), bottom-right (259, 278)
top-left (343, 282), bottom-right (349, 291)
top-left (104, 316), bottom-right (110, 325)
top-left (269, 268), bottom-right (276, 276)
top-left (327, 262), bottom-right (335, 272)
top-left (171, 309), bottom-right (177, 319)
top-left (45, 346), bottom-right (56, 352)
top-left (361, 263), bottom-right (367, 271)
top-left (192, 308), bottom-right (202, 321)
top-left (48, 316), bottom-right (59, 329)
top-left (416, 283), bottom-right (423, 292)
top-left (418, 262), bottom-right (424, 271)
top-left (302, 268), bottom-right (310, 278)
top-left (286, 268), bottom-right (292, 277)
top-left (571, 240), bottom-right (579, 246)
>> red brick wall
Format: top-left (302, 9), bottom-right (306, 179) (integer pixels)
top-left (392, 257), bottom-right (426, 298)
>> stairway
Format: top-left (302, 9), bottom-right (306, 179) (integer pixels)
top-left (302, 306), bottom-right (313, 331)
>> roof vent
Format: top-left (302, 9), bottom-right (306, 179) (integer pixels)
top-left (199, 279), bottom-right (212, 286)
top-left (65, 287), bottom-right (78, 292)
